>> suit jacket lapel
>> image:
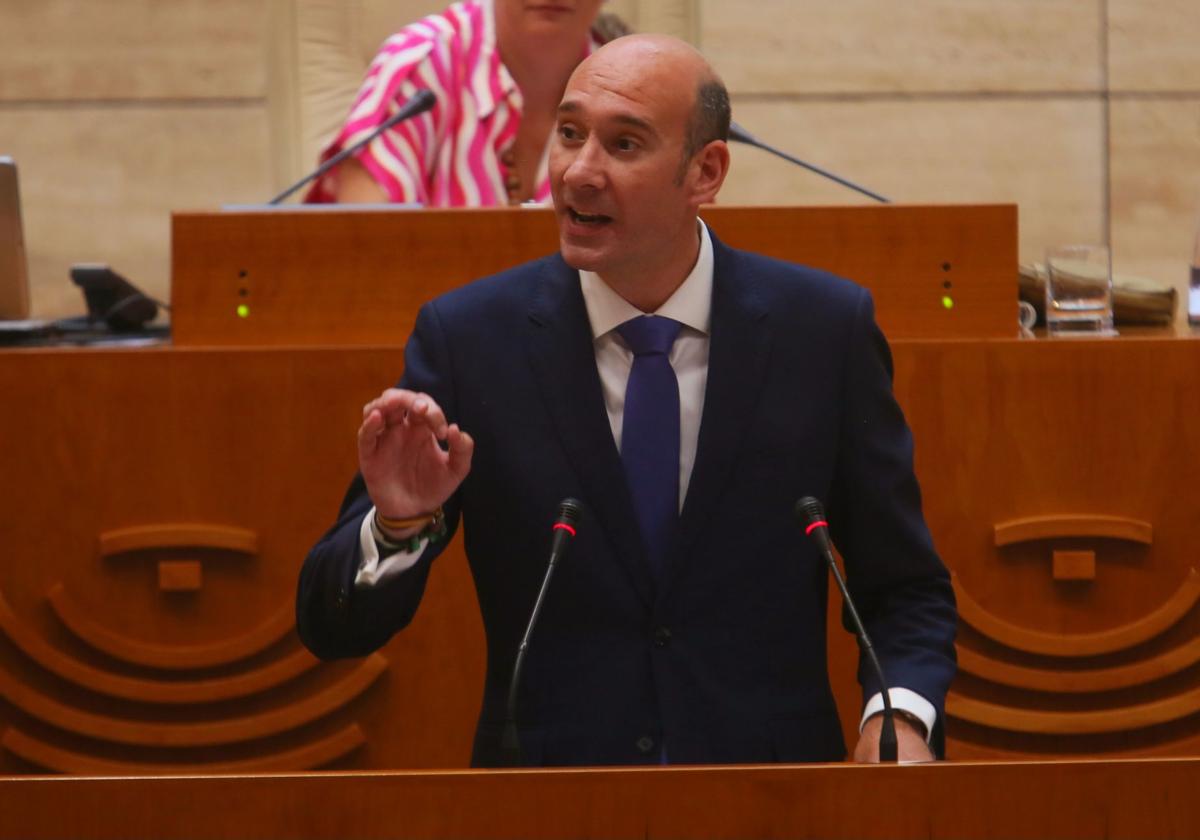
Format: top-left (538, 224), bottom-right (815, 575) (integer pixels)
top-left (524, 256), bottom-right (656, 606)
top-left (669, 237), bottom-right (772, 586)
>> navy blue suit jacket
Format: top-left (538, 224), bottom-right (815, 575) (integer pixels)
top-left (297, 231), bottom-right (957, 766)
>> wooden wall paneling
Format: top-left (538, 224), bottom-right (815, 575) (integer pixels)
top-left (891, 335), bottom-right (1200, 758)
top-left (0, 347), bottom-right (482, 773)
top-left (3, 335), bottom-right (1200, 771)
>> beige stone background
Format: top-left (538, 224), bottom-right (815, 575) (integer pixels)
top-left (1, 0), bottom-right (1197, 320)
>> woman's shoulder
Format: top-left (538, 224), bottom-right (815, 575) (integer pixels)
top-left (372, 0), bottom-right (487, 67)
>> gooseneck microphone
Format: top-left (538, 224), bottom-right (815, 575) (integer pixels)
top-left (795, 496), bottom-right (898, 762)
top-left (267, 89), bottom-right (437, 205)
top-left (729, 120), bottom-right (890, 205)
top-left (499, 497), bottom-right (582, 767)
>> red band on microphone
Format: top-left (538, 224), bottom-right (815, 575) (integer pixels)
top-left (804, 520), bottom-right (828, 536)
top-left (552, 523), bottom-right (577, 537)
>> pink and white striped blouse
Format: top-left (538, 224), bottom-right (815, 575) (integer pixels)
top-left (305, 0), bottom-right (594, 207)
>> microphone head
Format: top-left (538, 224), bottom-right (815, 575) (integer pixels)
top-left (411, 89), bottom-right (437, 112)
top-left (555, 497), bottom-right (582, 528)
top-left (794, 496), bottom-right (826, 527)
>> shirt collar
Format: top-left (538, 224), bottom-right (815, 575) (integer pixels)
top-left (579, 219), bottom-right (714, 340)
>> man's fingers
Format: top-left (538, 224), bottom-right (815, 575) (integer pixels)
top-left (364, 391), bottom-right (449, 438)
top-left (409, 397), bottom-right (449, 438)
top-left (357, 409), bottom-right (385, 459)
top-left (446, 424), bottom-right (475, 477)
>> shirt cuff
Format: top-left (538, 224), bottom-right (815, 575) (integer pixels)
top-left (354, 506), bottom-right (428, 588)
top-left (859, 688), bottom-right (936, 744)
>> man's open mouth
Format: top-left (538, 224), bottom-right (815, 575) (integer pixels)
top-left (568, 208), bottom-right (612, 226)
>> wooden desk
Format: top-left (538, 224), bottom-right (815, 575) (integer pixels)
top-left (2, 758), bottom-right (1199, 839)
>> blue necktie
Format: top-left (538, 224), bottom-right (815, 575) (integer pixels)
top-left (617, 315), bottom-right (683, 581)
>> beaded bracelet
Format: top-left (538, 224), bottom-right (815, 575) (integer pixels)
top-left (372, 507), bottom-right (446, 554)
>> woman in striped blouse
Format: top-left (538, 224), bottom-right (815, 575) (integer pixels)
top-left (307, 0), bottom-right (623, 207)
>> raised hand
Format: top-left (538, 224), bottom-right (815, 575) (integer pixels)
top-left (356, 388), bottom-right (474, 526)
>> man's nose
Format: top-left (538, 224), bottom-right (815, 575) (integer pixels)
top-left (562, 137), bottom-right (606, 190)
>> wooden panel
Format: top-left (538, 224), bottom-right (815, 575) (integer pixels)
top-left (891, 335), bottom-right (1200, 759)
top-left (0, 348), bottom-right (481, 773)
top-left (3, 334), bottom-right (1200, 773)
top-left (1109, 0), bottom-right (1200, 92)
top-left (0, 105), bottom-right (272, 319)
top-left (699, 0), bottom-right (1101, 94)
top-left (722, 99), bottom-right (1105, 267)
top-left (170, 205), bottom-right (1018, 345)
top-left (1052, 551), bottom-right (1096, 581)
top-left (2, 760), bottom-right (1200, 839)
top-left (157, 561), bottom-right (203, 592)
top-left (2, 724), bottom-right (364, 775)
top-left (0, 0), bottom-right (269, 101)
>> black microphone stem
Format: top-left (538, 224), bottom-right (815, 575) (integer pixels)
top-left (500, 498), bottom-right (581, 767)
top-left (729, 121), bottom-right (890, 205)
top-left (268, 89), bottom-right (436, 205)
top-left (824, 539), bottom-right (899, 763)
top-left (796, 497), bottom-right (898, 763)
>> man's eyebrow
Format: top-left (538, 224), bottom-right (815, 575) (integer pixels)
top-left (556, 101), bottom-right (656, 134)
top-left (613, 114), bottom-right (655, 134)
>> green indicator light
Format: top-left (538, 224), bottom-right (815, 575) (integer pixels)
top-left (941, 295), bottom-right (954, 310)
top-left (236, 304), bottom-right (250, 318)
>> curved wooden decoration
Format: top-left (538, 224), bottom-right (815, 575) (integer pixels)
top-left (98, 523), bottom-right (258, 557)
top-left (47, 582), bottom-right (295, 669)
top-left (993, 515), bottom-right (1152, 547)
top-left (952, 568), bottom-right (1200, 656)
top-left (0, 590), bottom-right (318, 701)
top-left (0, 654), bottom-right (386, 746)
top-left (956, 638), bottom-right (1200, 693)
top-left (947, 686), bottom-right (1200, 734)
top-left (1, 724), bottom-right (364, 774)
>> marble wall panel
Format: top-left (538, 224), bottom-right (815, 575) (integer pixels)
top-left (1109, 98), bottom-right (1200, 313)
top-left (699, 0), bottom-right (1102, 94)
top-left (1109, 0), bottom-right (1200, 93)
top-left (720, 98), bottom-right (1106, 265)
top-left (0, 105), bottom-right (272, 318)
top-left (0, 0), bottom-right (269, 101)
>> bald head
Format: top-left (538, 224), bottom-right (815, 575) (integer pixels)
top-left (570, 35), bottom-right (731, 178)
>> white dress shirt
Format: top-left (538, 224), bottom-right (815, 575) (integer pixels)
top-left (353, 220), bottom-right (934, 743)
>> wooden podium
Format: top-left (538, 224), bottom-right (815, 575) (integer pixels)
top-left (3, 758), bottom-right (1200, 838)
top-left (3, 205), bottom-right (1200, 838)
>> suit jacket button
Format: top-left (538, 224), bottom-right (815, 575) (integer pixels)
top-left (636, 736), bottom-right (655, 754)
top-left (654, 626), bottom-right (671, 647)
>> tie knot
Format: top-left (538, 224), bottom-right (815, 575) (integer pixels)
top-left (617, 316), bottom-right (682, 357)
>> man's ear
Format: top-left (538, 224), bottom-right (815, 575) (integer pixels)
top-left (690, 139), bottom-right (731, 206)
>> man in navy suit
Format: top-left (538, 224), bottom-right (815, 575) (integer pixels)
top-left (297, 34), bottom-right (956, 767)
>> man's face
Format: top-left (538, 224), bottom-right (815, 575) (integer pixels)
top-left (549, 48), bottom-right (701, 283)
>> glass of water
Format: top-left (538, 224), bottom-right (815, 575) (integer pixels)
top-left (1044, 244), bottom-right (1116, 337)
